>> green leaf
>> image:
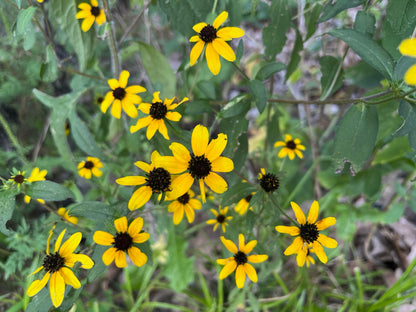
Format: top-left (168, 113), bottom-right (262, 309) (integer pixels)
top-left (219, 115), bottom-right (249, 158)
top-left (320, 56), bottom-right (344, 100)
top-left (232, 133), bottom-right (248, 172)
top-left (0, 190), bottom-right (18, 235)
top-left (40, 44), bottom-right (58, 82)
top-left (305, 3), bottom-right (322, 41)
top-left (184, 100), bottom-right (212, 115)
top-left (354, 11), bottom-right (376, 37)
top-left (332, 104), bottom-right (378, 174)
top-left (248, 80), bottom-right (268, 113)
top-left (395, 101), bottom-right (416, 150)
top-left (255, 62), bottom-right (285, 81)
top-left (393, 56), bottom-right (416, 82)
top-left (219, 94), bottom-right (251, 119)
top-left (285, 27), bottom-right (303, 81)
top-left (329, 28), bottom-right (395, 80)
top-left (26, 181), bottom-right (74, 201)
top-left (373, 136), bottom-right (411, 164)
top-left (266, 108), bottom-right (281, 150)
top-left (318, 0), bottom-right (365, 23)
top-left (16, 6), bottom-right (36, 34)
top-left (262, 0), bottom-right (291, 59)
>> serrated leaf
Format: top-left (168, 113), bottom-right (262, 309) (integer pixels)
top-left (0, 190), bottom-right (18, 235)
top-left (329, 28), bottom-right (394, 80)
top-left (318, 0), bottom-right (365, 23)
top-left (320, 55), bottom-right (344, 100)
top-left (26, 181), bottom-right (74, 201)
top-left (248, 79), bottom-right (268, 113)
top-left (285, 27), bottom-right (303, 81)
top-left (255, 62), bottom-right (285, 81)
top-left (219, 94), bottom-right (250, 118)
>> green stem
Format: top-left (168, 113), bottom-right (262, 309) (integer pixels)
top-left (102, 0), bottom-right (120, 77)
top-left (124, 268), bottom-right (135, 308)
top-left (58, 66), bottom-right (107, 82)
top-left (212, 0), bottom-right (219, 14)
top-left (267, 192), bottom-right (298, 226)
top-left (0, 111), bottom-right (28, 164)
top-left (231, 62), bottom-right (250, 81)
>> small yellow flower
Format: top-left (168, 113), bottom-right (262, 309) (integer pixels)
top-left (168, 190), bottom-right (202, 225)
top-left (93, 216), bottom-right (149, 268)
top-left (190, 11), bottom-right (244, 75)
top-left (37, 0), bottom-right (44, 3)
top-left (258, 168), bottom-right (279, 193)
top-left (130, 91), bottom-right (188, 140)
top-left (234, 193), bottom-right (254, 215)
top-left (77, 156), bottom-right (103, 179)
top-left (217, 234), bottom-right (268, 288)
top-left (9, 170), bottom-right (27, 186)
top-left (24, 167), bottom-right (48, 204)
top-left (116, 151), bottom-right (173, 210)
top-left (27, 228), bottom-right (94, 307)
top-left (399, 38), bottom-right (416, 85)
top-left (57, 208), bottom-right (78, 225)
top-left (157, 124), bottom-right (234, 203)
top-left (274, 134), bottom-right (306, 160)
top-left (275, 201), bottom-right (337, 267)
top-left (101, 70), bottom-right (146, 119)
top-left (206, 206), bottom-right (232, 232)
top-left (76, 0), bottom-right (106, 32)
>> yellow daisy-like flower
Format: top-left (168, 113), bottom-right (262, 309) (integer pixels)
top-left (77, 156), bottom-right (103, 179)
top-left (76, 0), bottom-right (106, 32)
top-left (274, 134), bottom-right (306, 160)
top-left (304, 246), bottom-right (316, 268)
top-left (9, 170), bottom-right (27, 186)
top-left (130, 91), bottom-right (188, 140)
top-left (93, 216), bottom-right (149, 268)
top-left (217, 234), bottom-right (268, 289)
top-left (101, 70), bottom-right (146, 119)
top-left (206, 206), bottom-right (232, 232)
top-left (57, 208), bottom-right (79, 225)
top-left (189, 11), bottom-right (245, 75)
top-left (168, 190), bottom-right (202, 225)
top-left (234, 193), bottom-right (254, 215)
top-left (27, 228), bottom-right (94, 308)
top-left (24, 167), bottom-right (48, 204)
top-left (275, 201), bottom-right (337, 267)
top-left (157, 124), bottom-right (234, 203)
top-left (258, 168), bottom-right (279, 193)
top-left (116, 151), bottom-right (172, 211)
top-left (399, 38), bottom-right (416, 85)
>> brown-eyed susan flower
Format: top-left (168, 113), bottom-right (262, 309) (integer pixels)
top-left (275, 201), bottom-right (337, 267)
top-left (258, 168), bottom-right (279, 193)
top-left (57, 208), bottom-right (78, 225)
top-left (130, 91), bottom-right (188, 140)
top-left (24, 167), bottom-right (48, 204)
top-left (206, 206), bottom-right (232, 232)
top-left (168, 190), bottom-right (202, 225)
top-left (399, 38), bottom-right (416, 85)
top-left (189, 11), bottom-right (244, 75)
top-left (274, 134), bottom-right (306, 160)
top-left (116, 151), bottom-right (172, 210)
top-left (93, 216), bottom-right (149, 268)
top-left (27, 227), bottom-right (94, 308)
top-left (234, 193), bottom-right (254, 215)
top-left (77, 156), bottom-right (103, 179)
top-left (157, 124), bottom-right (234, 203)
top-left (217, 234), bottom-right (268, 289)
top-left (76, 0), bottom-right (106, 32)
top-left (9, 170), bottom-right (27, 187)
top-left (101, 70), bottom-right (146, 119)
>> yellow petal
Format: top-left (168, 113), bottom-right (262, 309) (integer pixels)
top-left (134, 160), bottom-right (152, 173)
top-left (307, 201), bottom-right (319, 224)
top-left (404, 64), bottom-right (416, 85)
top-left (275, 225), bottom-right (300, 236)
top-left (190, 40), bottom-right (205, 66)
top-left (189, 35), bottom-right (200, 42)
top-left (296, 247), bottom-right (307, 267)
top-left (170, 143), bottom-right (192, 163)
top-left (192, 124), bottom-right (209, 156)
top-left (122, 98), bottom-right (138, 118)
top-left (193, 22), bottom-right (207, 33)
top-left (81, 15), bottom-right (95, 32)
top-left (127, 217), bottom-right (143, 237)
top-left (205, 43), bottom-right (221, 75)
top-left (220, 236), bottom-right (238, 254)
top-left (205, 133), bottom-right (228, 161)
top-left (114, 250), bottom-right (127, 268)
top-left (146, 120), bottom-right (159, 140)
top-left (318, 234), bottom-right (338, 248)
top-left (128, 246), bottom-right (148, 267)
top-left (76, 10), bottom-right (90, 19)
top-left (165, 111), bottom-right (182, 122)
top-left (66, 254), bottom-right (94, 269)
top-left (93, 231), bottom-right (115, 246)
top-left (217, 257), bottom-right (233, 265)
top-left (27, 272), bottom-right (50, 297)
top-left (111, 99), bottom-right (122, 119)
top-left (238, 234), bottom-right (245, 251)
top-left (100, 91), bottom-right (114, 113)
top-left (212, 38), bottom-right (236, 62)
top-left (278, 148), bottom-right (288, 158)
top-left (169, 173), bottom-right (194, 199)
top-left (399, 38), bottom-right (416, 57)
top-left (284, 236), bottom-right (304, 255)
top-left (235, 264), bottom-right (246, 288)
top-left (91, 0), bottom-right (98, 6)
top-left (218, 260), bottom-right (237, 280)
top-left (108, 78), bottom-right (119, 90)
top-left (173, 206), bottom-right (184, 224)
top-left (247, 254), bottom-right (268, 263)
top-left (244, 263), bottom-right (258, 283)
top-left (290, 201), bottom-right (306, 225)
top-left (130, 116), bottom-right (152, 133)
top-left (54, 229), bottom-right (66, 253)
top-left (95, 10), bottom-right (106, 25)
top-left (285, 134), bottom-right (293, 142)
top-left (295, 149), bottom-right (304, 159)
top-left (49, 271), bottom-right (65, 307)
top-left (132, 232), bottom-right (150, 244)
top-left (316, 217), bottom-right (336, 231)
top-left (118, 70), bottom-right (130, 88)
top-left (210, 156), bottom-right (234, 173)
top-left (274, 141), bottom-right (286, 147)
top-left (59, 232), bottom-right (82, 258)
top-left (312, 241), bottom-right (327, 263)
top-left (126, 85), bottom-right (146, 94)
top-left (59, 267), bottom-right (81, 289)
top-left (241, 239), bottom-right (257, 254)
top-left (102, 247), bottom-right (117, 265)
top-left (184, 204), bottom-right (196, 223)
top-left (216, 27), bottom-right (245, 40)
top-left (114, 216), bottom-right (128, 233)
top-left (213, 11), bottom-right (228, 29)
top-left (116, 176), bottom-right (147, 186)
top-left (78, 3), bottom-right (91, 11)
top-left (204, 172), bottom-right (228, 194)
top-left (128, 186), bottom-right (153, 210)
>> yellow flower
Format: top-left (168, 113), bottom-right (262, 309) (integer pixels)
top-left (399, 38), bottom-right (416, 85)
top-left (258, 168), bottom-right (279, 193)
top-left (93, 216), bottom-right (149, 268)
top-left (116, 151), bottom-right (173, 210)
top-left (234, 193), bottom-right (254, 215)
top-left (101, 70), bottom-right (146, 119)
top-left (168, 190), bottom-right (202, 225)
top-left (157, 124), bottom-right (234, 203)
top-left (24, 167), bottom-right (48, 204)
top-left (189, 11), bottom-right (244, 75)
top-left (217, 234), bottom-right (268, 288)
top-left (9, 170), bottom-right (27, 186)
top-left (304, 246), bottom-right (316, 268)
top-left (206, 206), bottom-right (232, 232)
top-left (274, 134), bottom-right (306, 160)
top-left (37, 0), bottom-right (44, 3)
top-left (275, 201), bottom-right (337, 267)
top-left (57, 208), bottom-right (79, 225)
top-left (27, 228), bottom-right (94, 308)
top-left (130, 91), bottom-right (188, 140)
top-left (76, 0), bottom-right (106, 32)
top-left (77, 156), bottom-right (103, 179)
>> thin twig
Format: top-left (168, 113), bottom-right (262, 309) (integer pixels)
top-left (118, 0), bottom-right (152, 46)
top-left (58, 65), bottom-right (107, 82)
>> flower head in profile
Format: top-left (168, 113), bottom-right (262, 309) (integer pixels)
top-left (93, 216), bottom-right (149, 268)
top-left (190, 11), bottom-right (244, 75)
top-left (116, 151), bottom-right (173, 210)
top-left (206, 206), bottom-right (232, 232)
top-left (234, 193), bottom-right (254, 215)
top-left (275, 201), bottom-right (337, 267)
top-left (57, 208), bottom-right (78, 225)
top-left (101, 70), bottom-right (146, 119)
top-left (217, 234), bottom-right (268, 288)
top-left (76, 0), bottom-right (106, 32)
top-left (130, 91), bottom-right (188, 140)
top-left (157, 124), bottom-right (234, 203)
top-left (24, 167), bottom-right (48, 204)
top-left (77, 156), bottom-right (103, 179)
top-left (258, 168), bottom-right (279, 193)
top-left (27, 227), bottom-right (94, 307)
top-left (274, 134), bottom-right (306, 160)
top-left (399, 38), bottom-right (416, 85)
top-left (168, 190), bottom-right (202, 225)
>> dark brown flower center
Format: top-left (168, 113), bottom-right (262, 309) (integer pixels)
top-left (91, 6), bottom-right (101, 17)
top-left (259, 172), bottom-right (279, 193)
top-left (84, 161), bottom-right (94, 169)
top-left (114, 232), bottom-right (132, 251)
top-left (149, 102), bottom-right (168, 120)
top-left (113, 87), bottom-right (126, 100)
top-left (43, 252), bottom-right (65, 273)
top-left (14, 174), bottom-right (25, 184)
top-left (234, 251), bottom-right (248, 265)
top-left (146, 167), bottom-right (171, 193)
top-left (286, 140), bottom-right (297, 150)
top-left (188, 155), bottom-right (212, 179)
top-left (245, 194), bottom-right (253, 202)
top-left (216, 214), bottom-right (226, 224)
top-left (199, 24), bottom-right (217, 43)
top-left (177, 192), bottom-right (190, 204)
top-left (300, 222), bottom-right (319, 244)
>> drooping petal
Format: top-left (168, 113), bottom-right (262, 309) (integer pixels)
top-left (312, 241), bottom-right (327, 263)
top-left (59, 232), bottom-right (82, 258)
top-left (192, 124), bottom-right (209, 156)
top-left (101, 92), bottom-right (114, 113)
top-left (212, 38), bottom-right (236, 62)
top-left (204, 172), bottom-right (228, 194)
top-left (235, 265), bottom-right (246, 288)
top-left (121, 99), bottom-right (138, 118)
top-left (317, 234), bottom-right (338, 248)
top-left (93, 231), bottom-right (114, 246)
top-left (116, 176), bottom-right (147, 186)
top-left (102, 247), bottom-right (117, 265)
top-left (211, 156), bottom-right (234, 173)
top-left (65, 254), bottom-right (94, 269)
top-left (216, 27), bottom-right (245, 40)
top-left (128, 186), bottom-right (153, 210)
top-left (290, 201), bottom-right (306, 225)
top-left (114, 250), bottom-right (127, 268)
top-left (247, 254), bottom-right (268, 263)
top-left (316, 217), bottom-right (336, 231)
top-left (27, 272), bottom-right (50, 297)
top-left (213, 11), bottom-right (228, 29)
top-left (165, 111), bottom-right (182, 122)
top-left (59, 267), bottom-right (81, 289)
top-left (114, 216), bottom-right (128, 233)
top-left (118, 70), bottom-right (130, 89)
top-left (284, 236), bottom-right (304, 255)
top-left (190, 40), bottom-right (205, 66)
top-left (220, 236), bottom-right (238, 254)
top-left (275, 225), bottom-right (301, 236)
top-left (244, 263), bottom-right (258, 283)
top-left (218, 260), bottom-right (237, 280)
top-left (146, 120), bottom-right (159, 140)
top-left (128, 246), bottom-right (148, 267)
top-left (399, 38), bottom-right (416, 57)
top-left (173, 206), bottom-right (184, 224)
top-left (49, 271), bottom-right (65, 307)
top-left (307, 201), bottom-right (319, 224)
top-left (288, 150), bottom-right (295, 160)
top-left (205, 43), bottom-right (221, 75)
